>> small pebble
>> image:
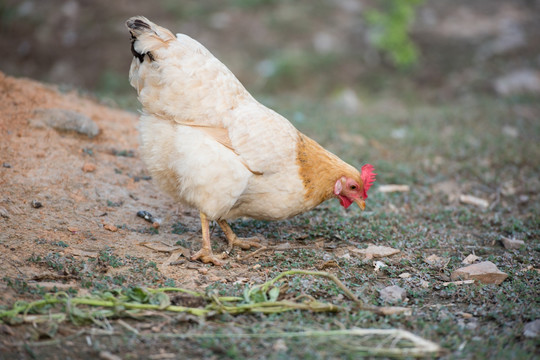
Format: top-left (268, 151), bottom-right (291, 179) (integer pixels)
top-left (2, 162), bottom-right (11, 168)
top-left (82, 163), bottom-right (96, 173)
top-left (104, 224), bottom-right (118, 232)
top-left (198, 267), bottom-right (209, 275)
top-left (31, 200), bottom-right (43, 208)
top-left (137, 210), bottom-right (156, 223)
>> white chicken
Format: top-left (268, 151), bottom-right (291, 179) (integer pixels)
top-left (126, 17), bottom-right (376, 265)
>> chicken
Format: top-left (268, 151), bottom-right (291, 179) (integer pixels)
top-left (126, 17), bottom-right (376, 265)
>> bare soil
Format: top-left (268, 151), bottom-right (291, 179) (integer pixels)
top-left (0, 71), bottom-right (277, 288)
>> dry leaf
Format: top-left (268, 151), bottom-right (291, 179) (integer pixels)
top-left (161, 248), bottom-right (192, 269)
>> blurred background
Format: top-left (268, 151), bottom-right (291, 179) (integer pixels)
top-left (1, 0), bottom-right (539, 188)
top-left (1, 0), bottom-right (539, 107)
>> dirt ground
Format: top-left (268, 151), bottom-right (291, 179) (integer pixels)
top-left (1, 66), bottom-right (539, 359)
top-left (0, 70), bottom-right (269, 287)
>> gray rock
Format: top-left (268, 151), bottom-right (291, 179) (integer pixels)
top-left (524, 319), bottom-right (540, 338)
top-left (30, 108), bottom-right (99, 138)
top-left (494, 69), bottom-right (540, 95)
top-left (379, 285), bottom-right (407, 304)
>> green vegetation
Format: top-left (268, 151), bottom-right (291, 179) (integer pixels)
top-left (365, 0), bottom-right (424, 68)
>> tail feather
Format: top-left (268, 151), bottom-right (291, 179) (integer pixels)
top-left (126, 16), bottom-right (175, 62)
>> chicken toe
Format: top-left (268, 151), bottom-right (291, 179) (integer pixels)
top-left (218, 220), bottom-right (263, 252)
top-left (191, 247), bottom-right (226, 266)
top-left (191, 212), bottom-right (226, 266)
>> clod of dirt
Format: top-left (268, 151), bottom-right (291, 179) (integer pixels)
top-left (104, 224), bottom-right (118, 232)
top-left (501, 236), bottom-right (525, 250)
top-left (379, 285), bottom-right (407, 303)
top-left (29, 108), bottom-right (100, 138)
top-left (82, 162), bottom-right (97, 172)
top-left (450, 261), bottom-right (508, 285)
top-left (31, 200), bottom-right (43, 208)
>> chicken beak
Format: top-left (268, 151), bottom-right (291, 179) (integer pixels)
top-left (354, 198), bottom-right (366, 211)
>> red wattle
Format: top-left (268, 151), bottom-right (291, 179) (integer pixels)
top-left (338, 195), bottom-right (353, 209)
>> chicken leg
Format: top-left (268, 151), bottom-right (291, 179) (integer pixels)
top-left (218, 220), bottom-right (262, 253)
top-left (191, 212), bottom-right (226, 266)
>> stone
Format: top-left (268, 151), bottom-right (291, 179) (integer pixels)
top-left (352, 245), bottom-right (400, 259)
top-left (501, 236), bottom-right (525, 250)
top-left (451, 261), bottom-right (508, 285)
top-left (379, 285), bottom-right (407, 303)
top-left (523, 319), bottom-right (540, 338)
top-left (30, 108), bottom-right (99, 138)
top-left (494, 69), bottom-right (540, 95)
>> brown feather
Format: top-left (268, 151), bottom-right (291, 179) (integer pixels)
top-left (296, 132), bottom-right (361, 206)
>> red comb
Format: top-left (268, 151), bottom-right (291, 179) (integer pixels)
top-left (361, 164), bottom-right (376, 199)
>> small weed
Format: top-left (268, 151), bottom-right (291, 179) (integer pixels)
top-left (106, 200), bottom-right (123, 207)
top-left (172, 222), bottom-right (187, 235)
top-left (96, 247), bottom-right (124, 268)
top-left (112, 149), bottom-right (135, 157)
top-left (52, 241), bottom-right (69, 248)
top-left (82, 148), bottom-right (94, 156)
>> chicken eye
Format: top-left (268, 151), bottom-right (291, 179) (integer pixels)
top-left (350, 185), bottom-right (357, 190)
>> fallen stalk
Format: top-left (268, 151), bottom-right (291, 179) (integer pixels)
top-left (0, 270), bottom-right (383, 324)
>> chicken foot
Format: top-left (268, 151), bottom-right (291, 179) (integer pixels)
top-left (191, 212), bottom-right (226, 266)
top-left (218, 220), bottom-right (263, 253)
